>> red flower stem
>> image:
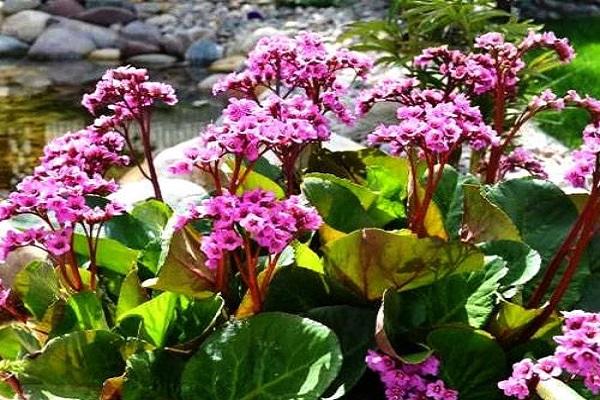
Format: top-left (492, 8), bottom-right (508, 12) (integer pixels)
top-left (66, 248), bottom-right (83, 291)
top-left (243, 235), bottom-right (262, 313)
top-left (260, 253), bottom-right (281, 295)
top-left (527, 192), bottom-right (597, 308)
top-left (485, 69), bottom-right (506, 184)
top-left (519, 195), bottom-right (600, 342)
top-left (139, 112), bottom-right (163, 201)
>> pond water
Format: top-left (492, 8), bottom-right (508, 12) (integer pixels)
top-left (0, 59), bottom-right (224, 195)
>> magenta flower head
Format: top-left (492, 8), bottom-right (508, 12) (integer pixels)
top-left (500, 311), bottom-right (600, 397)
top-left (83, 66), bottom-right (177, 130)
top-left (213, 32), bottom-right (371, 125)
top-left (175, 189), bottom-right (322, 270)
top-left (366, 351), bottom-right (458, 400)
top-left (362, 78), bottom-right (497, 160)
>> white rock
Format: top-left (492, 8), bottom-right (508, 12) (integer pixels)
top-left (1, 10), bottom-right (51, 43)
top-left (88, 47), bottom-right (120, 61)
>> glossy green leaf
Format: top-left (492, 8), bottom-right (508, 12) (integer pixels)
top-left (12, 261), bottom-right (60, 320)
top-left (292, 241), bottom-right (323, 273)
top-left (143, 221), bottom-right (215, 298)
top-left (307, 306), bottom-right (376, 399)
top-left (302, 173), bottom-right (397, 232)
top-left (22, 330), bottom-right (125, 400)
top-left (381, 260), bottom-right (505, 359)
top-left (428, 327), bottom-right (506, 400)
top-left (130, 200), bottom-right (173, 239)
top-left (116, 270), bottom-right (148, 319)
top-left (73, 234), bottom-right (139, 275)
top-left (166, 295), bottom-right (224, 347)
top-left (432, 166), bottom-right (479, 238)
top-left (180, 312), bottom-right (342, 400)
top-left (484, 178), bottom-right (591, 306)
top-left (480, 240), bottom-right (541, 290)
top-left (323, 228), bottom-right (484, 300)
top-left (117, 292), bottom-right (179, 347)
top-left (51, 291), bottom-right (108, 337)
top-left (122, 350), bottom-right (186, 400)
top-left (263, 266), bottom-right (331, 314)
top-left (0, 325), bottom-right (39, 360)
top-left (463, 185), bottom-right (521, 243)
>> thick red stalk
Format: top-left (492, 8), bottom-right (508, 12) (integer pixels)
top-left (139, 112), bottom-right (163, 201)
top-left (485, 77), bottom-right (506, 184)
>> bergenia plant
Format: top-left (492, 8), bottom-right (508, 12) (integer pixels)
top-left (0, 30), bottom-right (599, 400)
top-left (83, 67), bottom-right (178, 201)
top-left (170, 32), bottom-right (371, 194)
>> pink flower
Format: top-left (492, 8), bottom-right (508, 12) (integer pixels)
top-left (499, 147), bottom-right (548, 179)
top-left (366, 351), bottom-right (457, 400)
top-left (176, 189), bottom-right (322, 270)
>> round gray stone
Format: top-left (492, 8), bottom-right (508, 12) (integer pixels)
top-left (1, 10), bottom-right (52, 43)
top-left (0, 34), bottom-right (29, 57)
top-left (29, 25), bottom-right (96, 60)
top-left (185, 39), bottom-right (223, 66)
top-left (2, 0), bottom-right (41, 15)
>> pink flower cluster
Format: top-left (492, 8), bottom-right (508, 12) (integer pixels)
top-left (361, 78), bottom-right (497, 158)
top-left (83, 66), bottom-right (177, 130)
top-left (366, 350), bottom-right (458, 400)
top-left (169, 95), bottom-right (329, 174)
top-left (213, 32), bottom-right (371, 123)
top-left (175, 189), bottom-right (322, 269)
top-left (0, 129), bottom-right (127, 260)
top-left (499, 310), bottom-right (600, 398)
top-left (413, 31), bottom-right (574, 97)
top-left (499, 147), bottom-right (548, 180)
top-left (172, 33), bottom-right (370, 192)
top-left (563, 91), bottom-right (600, 188)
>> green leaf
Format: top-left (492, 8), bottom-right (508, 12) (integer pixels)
top-left (484, 178), bottom-right (591, 306)
top-left (428, 327), bottom-right (506, 400)
top-left (22, 330), bottom-right (125, 400)
top-left (180, 312), bottom-right (342, 400)
top-left (117, 270), bottom-right (148, 319)
top-left (302, 173), bottom-right (397, 232)
top-left (166, 295), bottom-right (224, 347)
top-left (143, 222), bottom-right (215, 299)
top-left (432, 166), bottom-right (479, 238)
top-left (292, 241), bottom-right (323, 273)
top-left (463, 185), bottom-right (521, 243)
top-left (483, 179), bottom-right (576, 261)
top-left (323, 228), bottom-right (484, 300)
top-left (117, 292), bottom-right (179, 347)
top-left (12, 261), bottom-right (60, 320)
top-left (130, 200), bottom-right (173, 239)
top-left (480, 241), bottom-right (541, 290)
top-left (263, 266), bottom-right (331, 314)
top-left (122, 350), bottom-right (186, 400)
top-left (381, 259), bottom-right (505, 358)
top-left (50, 291), bottom-right (109, 337)
top-left (307, 306), bottom-right (376, 399)
top-left (73, 234), bottom-right (139, 275)
top-left (488, 301), bottom-right (560, 344)
top-left (0, 324), bottom-right (39, 360)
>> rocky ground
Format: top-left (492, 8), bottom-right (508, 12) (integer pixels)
top-left (0, 0), bottom-right (387, 66)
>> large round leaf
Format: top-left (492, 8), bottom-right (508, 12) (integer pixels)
top-left (323, 228), bottom-right (484, 300)
top-left (22, 330), bottom-right (125, 400)
top-left (180, 312), bottom-right (342, 400)
top-left (428, 327), bottom-right (506, 400)
top-left (307, 306), bottom-right (376, 399)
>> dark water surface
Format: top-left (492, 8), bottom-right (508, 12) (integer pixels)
top-left (0, 59), bottom-right (223, 194)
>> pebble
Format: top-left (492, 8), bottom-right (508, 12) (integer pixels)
top-left (88, 47), bottom-right (121, 61)
top-left (208, 55), bottom-right (246, 73)
top-left (126, 53), bottom-right (177, 66)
